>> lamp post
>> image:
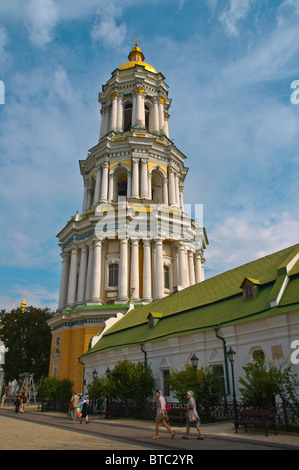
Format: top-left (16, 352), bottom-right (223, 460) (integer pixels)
top-left (227, 347), bottom-right (238, 420)
top-left (106, 367), bottom-right (111, 415)
top-left (190, 353), bottom-right (199, 405)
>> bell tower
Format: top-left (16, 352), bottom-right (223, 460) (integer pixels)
top-left (48, 41), bottom-right (208, 391)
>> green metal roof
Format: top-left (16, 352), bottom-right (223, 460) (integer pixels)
top-left (82, 243), bottom-right (299, 358)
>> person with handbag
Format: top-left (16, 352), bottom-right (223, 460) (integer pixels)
top-left (182, 390), bottom-right (204, 440)
top-left (70, 392), bottom-right (79, 420)
top-left (152, 390), bottom-right (175, 440)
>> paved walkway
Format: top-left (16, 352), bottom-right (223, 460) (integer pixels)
top-left (1, 406), bottom-right (299, 451)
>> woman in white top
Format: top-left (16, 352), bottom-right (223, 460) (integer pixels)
top-left (152, 390), bottom-right (175, 440)
top-left (182, 390), bottom-right (204, 440)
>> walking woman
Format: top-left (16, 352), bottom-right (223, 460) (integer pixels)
top-left (80, 395), bottom-right (89, 424)
top-left (152, 390), bottom-right (175, 440)
top-left (182, 391), bottom-right (204, 440)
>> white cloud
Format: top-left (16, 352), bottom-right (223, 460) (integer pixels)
top-left (91, 4), bottom-right (127, 48)
top-left (0, 24), bottom-right (10, 63)
top-left (220, 0), bottom-right (257, 36)
top-left (26, 0), bottom-right (59, 47)
top-left (206, 212), bottom-right (299, 277)
top-left (0, 65), bottom-right (98, 269)
top-left (0, 284), bottom-right (59, 311)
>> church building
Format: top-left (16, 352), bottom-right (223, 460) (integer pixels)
top-left (48, 42), bottom-right (208, 392)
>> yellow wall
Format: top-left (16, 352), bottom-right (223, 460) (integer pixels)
top-left (49, 325), bottom-right (104, 393)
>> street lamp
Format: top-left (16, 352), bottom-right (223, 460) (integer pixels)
top-left (227, 347), bottom-right (238, 420)
top-left (190, 353), bottom-right (199, 405)
top-left (105, 366), bottom-right (111, 415)
top-left (92, 369), bottom-right (97, 380)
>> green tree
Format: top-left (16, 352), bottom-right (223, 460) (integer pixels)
top-left (38, 376), bottom-right (74, 401)
top-left (87, 360), bottom-right (156, 405)
top-left (239, 357), bottom-right (299, 409)
top-left (0, 306), bottom-right (53, 383)
top-left (167, 363), bottom-right (224, 407)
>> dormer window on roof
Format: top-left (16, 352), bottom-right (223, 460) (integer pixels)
top-left (240, 278), bottom-right (259, 301)
top-left (147, 312), bottom-right (163, 329)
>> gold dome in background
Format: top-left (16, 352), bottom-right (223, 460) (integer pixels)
top-left (118, 38), bottom-right (157, 74)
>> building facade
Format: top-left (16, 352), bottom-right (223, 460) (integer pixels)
top-left (48, 42), bottom-right (208, 392)
top-left (82, 244), bottom-right (299, 400)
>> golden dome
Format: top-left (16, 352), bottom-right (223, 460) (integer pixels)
top-left (119, 41), bottom-right (157, 74)
top-left (21, 299), bottom-right (27, 313)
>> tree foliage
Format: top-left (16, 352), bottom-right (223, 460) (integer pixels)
top-left (239, 357), bottom-right (299, 409)
top-left (37, 376), bottom-right (74, 401)
top-left (0, 306), bottom-right (53, 383)
top-left (87, 360), bottom-right (156, 405)
top-left (166, 363), bottom-right (224, 407)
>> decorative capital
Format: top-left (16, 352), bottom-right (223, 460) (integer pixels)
top-left (110, 91), bottom-right (117, 100)
top-left (136, 85), bottom-right (144, 95)
top-left (159, 96), bottom-right (165, 104)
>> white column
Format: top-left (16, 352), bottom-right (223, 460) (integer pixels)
top-left (148, 173), bottom-right (152, 200)
top-left (152, 98), bottom-right (159, 133)
top-left (77, 245), bottom-right (88, 303)
top-left (127, 170), bottom-right (132, 198)
top-left (100, 162), bottom-right (109, 202)
top-left (85, 241), bottom-right (94, 301)
top-left (155, 239), bottom-right (164, 299)
top-left (164, 113), bottom-right (169, 138)
top-left (82, 180), bottom-right (88, 212)
top-left (143, 240), bottom-right (152, 301)
top-left (136, 89), bottom-right (145, 127)
top-left (158, 97), bottom-right (165, 133)
top-left (132, 93), bottom-right (137, 127)
top-left (118, 239), bottom-right (128, 300)
top-left (99, 108), bottom-right (105, 138)
top-left (108, 173), bottom-right (114, 202)
top-left (87, 188), bottom-right (92, 208)
top-left (110, 92), bottom-right (118, 131)
top-left (178, 242), bottom-right (187, 288)
top-left (67, 245), bottom-right (78, 305)
top-left (188, 251), bottom-right (195, 286)
top-left (163, 177), bottom-right (168, 205)
top-left (91, 240), bottom-right (102, 302)
top-left (93, 168), bottom-right (101, 205)
top-left (58, 252), bottom-right (70, 310)
top-left (131, 158), bottom-right (139, 198)
top-left (174, 173), bottom-right (180, 206)
top-left (179, 184), bottom-right (184, 209)
top-left (103, 108), bottom-right (109, 135)
top-left (130, 240), bottom-right (140, 300)
top-left (100, 107), bottom-right (109, 138)
top-left (168, 169), bottom-right (176, 205)
top-left (140, 159), bottom-right (148, 199)
top-left (116, 94), bottom-right (123, 132)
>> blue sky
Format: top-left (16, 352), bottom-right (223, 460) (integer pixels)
top-left (0, 0), bottom-right (299, 311)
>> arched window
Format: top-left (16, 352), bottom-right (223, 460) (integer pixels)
top-left (124, 103), bottom-right (132, 132)
top-left (108, 263), bottom-right (119, 287)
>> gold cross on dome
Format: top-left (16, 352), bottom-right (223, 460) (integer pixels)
top-left (133, 36), bottom-right (140, 46)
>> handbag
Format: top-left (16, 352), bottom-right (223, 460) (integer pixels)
top-left (187, 408), bottom-right (197, 423)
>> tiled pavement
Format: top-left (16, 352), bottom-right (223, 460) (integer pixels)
top-left (0, 406), bottom-right (298, 451)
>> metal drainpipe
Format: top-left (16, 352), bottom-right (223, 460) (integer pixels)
top-left (214, 327), bottom-right (230, 396)
top-left (140, 343), bottom-right (147, 368)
